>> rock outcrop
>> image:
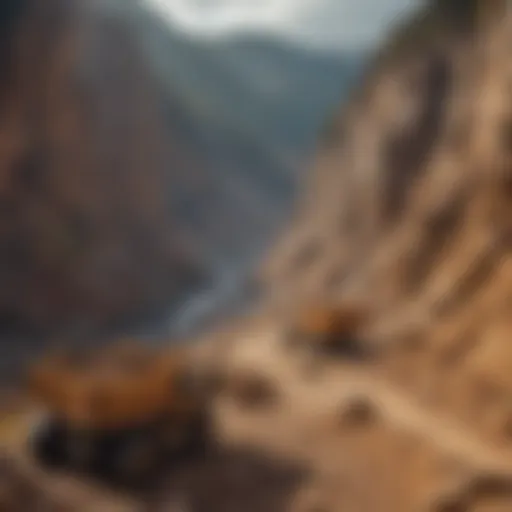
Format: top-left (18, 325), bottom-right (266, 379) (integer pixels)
top-left (261, 0), bottom-right (512, 454)
top-left (262, 0), bottom-right (510, 331)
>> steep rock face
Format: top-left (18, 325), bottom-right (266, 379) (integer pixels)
top-left (262, 0), bottom-right (509, 303)
top-left (260, 2), bottom-right (512, 443)
top-left (0, 0), bottom-right (208, 337)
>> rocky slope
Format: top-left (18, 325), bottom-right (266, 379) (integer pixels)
top-left (262, 0), bottom-right (512, 396)
top-left (0, 0), bottom-right (209, 339)
top-left (242, 0), bottom-right (512, 507)
top-left (7, 315), bottom-right (512, 512)
top-left (261, 0), bottom-right (512, 334)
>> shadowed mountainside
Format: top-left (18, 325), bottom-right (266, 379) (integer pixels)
top-left (0, 0), bottom-right (209, 339)
top-left (119, 0), bottom-right (366, 295)
top-left (75, 0), bottom-right (365, 338)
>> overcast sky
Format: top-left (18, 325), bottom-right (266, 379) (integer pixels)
top-left (143, 0), bottom-right (424, 50)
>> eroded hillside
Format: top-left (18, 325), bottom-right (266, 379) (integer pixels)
top-left (0, 0), bottom-right (209, 341)
top-left (244, 0), bottom-right (512, 507)
top-left (262, 0), bottom-right (512, 363)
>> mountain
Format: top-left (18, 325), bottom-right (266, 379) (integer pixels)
top-left (0, 0), bottom-right (210, 343)
top-left (125, 0), bottom-right (366, 220)
top-left (101, 0), bottom-right (367, 334)
top-left (0, 0), bottom-right (366, 345)
top-left (260, 0), bottom-right (508, 300)
top-left (139, 0), bottom-right (423, 51)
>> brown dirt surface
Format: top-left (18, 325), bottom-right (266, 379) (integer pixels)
top-left (3, 320), bottom-right (512, 511)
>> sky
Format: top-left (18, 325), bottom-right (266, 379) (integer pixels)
top-left (143, 0), bottom-right (424, 50)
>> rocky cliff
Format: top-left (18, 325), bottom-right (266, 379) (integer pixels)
top-left (262, 0), bottom-right (510, 323)
top-left (0, 0), bottom-right (208, 338)
top-left (260, 0), bottom-right (512, 469)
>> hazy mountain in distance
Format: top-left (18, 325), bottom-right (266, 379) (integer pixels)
top-left (140, 0), bottom-right (423, 51)
top-left (94, 0), bottom-right (368, 335)
top-left (123, 1), bottom-right (367, 165)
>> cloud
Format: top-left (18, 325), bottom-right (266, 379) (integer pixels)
top-left (143, 0), bottom-right (423, 49)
